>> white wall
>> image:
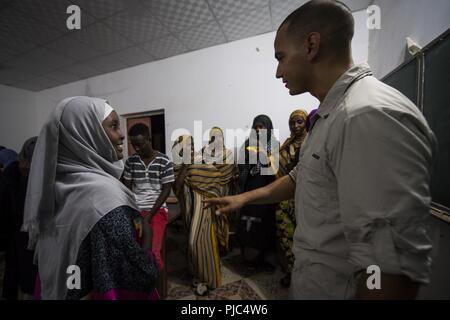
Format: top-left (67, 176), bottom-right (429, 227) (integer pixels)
top-left (0, 84), bottom-right (36, 151)
top-left (369, 0), bottom-right (450, 78)
top-left (35, 10), bottom-right (368, 155)
top-left (36, 32), bottom-right (319, 155)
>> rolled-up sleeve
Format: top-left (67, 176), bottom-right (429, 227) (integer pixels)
top-left (330, 107), bottom-right (438, 284)
top-left (289, 162), bottom-right (299, 183)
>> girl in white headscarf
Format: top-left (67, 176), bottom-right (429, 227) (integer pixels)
top-left (22, 96), bottom-right (158, 300)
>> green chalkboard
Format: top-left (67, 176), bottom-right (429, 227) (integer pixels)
top-left (383, 56), bottom-right (418, 106)
top-left (423, 31), bottom-right (450, 211)
top-left (382, 29), bottom-right (450, 212)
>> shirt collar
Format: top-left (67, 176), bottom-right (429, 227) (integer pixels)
top-left (316, 63), bottom-right (373, 119)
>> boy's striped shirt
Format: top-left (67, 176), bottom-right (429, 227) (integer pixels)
top-left (123, 152), bottom-right (174, 211)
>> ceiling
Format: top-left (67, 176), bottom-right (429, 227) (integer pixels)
top-left (0, 0), bottom-right (372, 92)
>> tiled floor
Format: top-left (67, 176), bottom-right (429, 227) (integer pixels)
top-left (165, 221), bottom-right (289, 300)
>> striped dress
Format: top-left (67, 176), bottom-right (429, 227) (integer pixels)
top-left (174, 150), bottom-right (237, 289)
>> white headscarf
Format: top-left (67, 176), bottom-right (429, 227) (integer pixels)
top-left (22, 96), bottom-right (137, 299)
top-left (103, 102), bottom-right (114, 121)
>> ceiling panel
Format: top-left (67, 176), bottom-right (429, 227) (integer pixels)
top-left (177, 20), bottom-right (226, 50)
top-left (104, 6), bottom-right (169, 44)
top-left (0, 0), bottom-right (12, 10)
top-left (12, 0), bottom-right (95, 33)
top-left (60, 63), bottom-right (101, 79)
top-left (0, 0), bottom-right (371, 91)
top-left (0, 68), bottom-right (36, 85)
top-left (81, 55), bottom-right (129, 74)
top-left (0, 5), bottom-right (63, 47)
top-left (0, 48), bottom-right (13, 63)
top-left (140, 35), bottom-right (188, 59)
top-left (208, 0), bottom-right (269, 19)
top-left (13, 76), bottom-right (62, 91)
top-left (12, 80), bottom-right (47, 92)
top-left (44, 69), bottom-right (82, 84)
top-left (270, 0), bottom-right (308, 29)
top-left (71, 0), bottom-right (128, 19)
top-left (0, 37), bottom-right (36, 59)
top-left (220, 6), bottom-right (273, 41)
top-left (45, 34), bottom-right (103, 62)
top-left (144, 0), bottom-right (215, 33)
top-left (16, 77), bottom-right (61, 91)
top-left (107, 46), bottom-right (156, 67)
top-left (5, 48), bottom-right (75, 77)
top-left (72, 22), bottom-right (135, 55)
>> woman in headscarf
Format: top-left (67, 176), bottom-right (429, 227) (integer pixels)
top-left (238, 115), bottom-right (279, 273)
top-left (172, 135), bottom-right (197, 232)
top-left (201, 127), bottom-right (234, 166)
top-left (22, 96), bottom-right (158, 300)
top-left (275, 109), bottom-right (308, 287)
top-left (201, 127), bottom-right (239, 257)
top-left (1, 137), bottom-right (38, 300)
top-left (172, 129), bottom-right (238, 295)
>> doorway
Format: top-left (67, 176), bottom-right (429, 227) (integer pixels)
top-left (122, 110), bottom-right (166, 158)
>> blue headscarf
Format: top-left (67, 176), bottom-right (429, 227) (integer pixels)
top-left (0, 148), bottom-right (18, 169)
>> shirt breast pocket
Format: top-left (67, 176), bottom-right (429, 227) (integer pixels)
top-left (301, 151), bottom-right (328, 177)
top-left (299, 151), bottom-right (331, 203)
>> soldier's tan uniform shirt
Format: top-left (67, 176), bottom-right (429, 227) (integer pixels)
top-left (289, 63), bottom-right (437, 299)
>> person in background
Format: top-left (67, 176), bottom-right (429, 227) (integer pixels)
top-left (123, 123), bottom-right (174, 271)
top-left (1, 137), bottom-right (38, 300)
top-left (0, 147), bottom-right (18, 174)
top-left (172, 129), bottom-right (237, 296)
top-left (22, 96), bottom-right (158, 300)
top-left (275, 109), bottom-right (308, 288)
top-left (172, 135), bottom-right (197, 233)
top-left (237, 115), bottom-right (279, 273)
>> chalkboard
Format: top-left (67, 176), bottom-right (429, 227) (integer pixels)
top-left (382, 29), bottom-right (450, 213)
top-left (383, 56), bottom-right (418, 107)
top-left (423, 30), bottom-right (450, 211)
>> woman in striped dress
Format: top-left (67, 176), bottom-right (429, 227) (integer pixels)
top-left (172, 129), bottom-right (238, 295)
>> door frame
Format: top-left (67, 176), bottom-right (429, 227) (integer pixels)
top-left (120, 109), bottom-right (165, 159)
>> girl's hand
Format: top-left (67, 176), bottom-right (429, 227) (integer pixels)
top-left (136, 216), bottom-right (152, 251)
top-left (133, 219), bottom-right (143, 238)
